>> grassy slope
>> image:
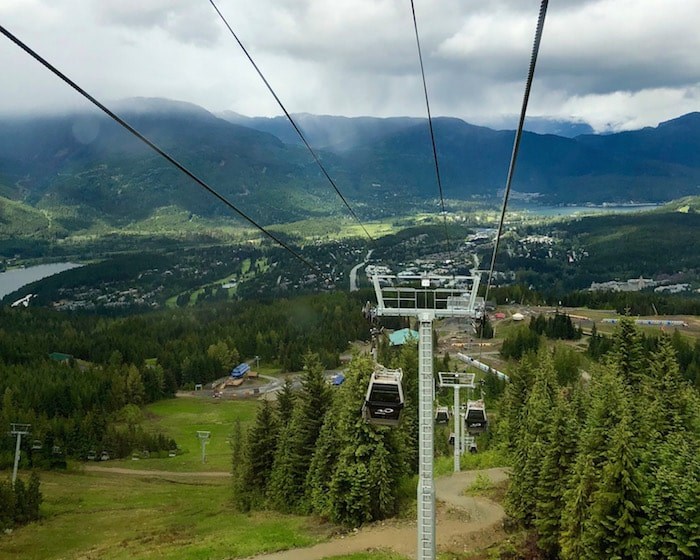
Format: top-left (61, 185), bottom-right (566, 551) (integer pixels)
top-left (0, 471), bottom-right (318, 560)
top-left (0, 396), bottom-right (319, 560)
top-left (0, 394), bottom-right (419, 560)
top-left (117, 397), bottom-right (259, 472)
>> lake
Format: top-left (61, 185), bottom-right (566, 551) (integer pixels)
top-left (0, 262), bottom-right (82, 300)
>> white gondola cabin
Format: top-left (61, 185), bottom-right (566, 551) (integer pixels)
top-left (435, 405), bottom-right (450, 424)
top-left (465, 399), bottom-right (488, 433)
top-left (362, 366), bottom-right (404, 426)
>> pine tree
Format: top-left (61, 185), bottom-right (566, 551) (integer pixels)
top-left (506, 349), bottom-right (557, 525)
top-left (275, 377), bottom-right (296, 427)
top-left (0, 479), bottom-right (15, 530)
top-left (500, 353), bottom-right (536, 455)
top-left (267, 351), bottom-right (332, 512)
top-left (13, 477), bottom-right (29, 525)
top-left (560, 456), bottom-right (597, 560)
top-left (308, 353), bottom-right (408, 525)
top-left (608, 316), bottom-right (646, 389)
top-left (644, 333), bottom-right (697, 438)
top-left (305, 404), bottom-right (340, 517)
top-left (534, 388), bottom-right (580, 557)
top-left (585, 412), bottom-right (643, 560)
top-left (242, 400), bottom-right (279, 504)
top-left (560, 368), bottom-right (630, 560)
top-left (230, 419), bottom-right (251, 512)
top-left (25, 471), bottom-right (41, 523)
top-left (394, 341), bottom-right (419, 473)
top-left (640, 435), bottom-right (700, 560)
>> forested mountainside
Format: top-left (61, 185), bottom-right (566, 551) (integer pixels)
top-left (2, 99), bottom-right (700, 232)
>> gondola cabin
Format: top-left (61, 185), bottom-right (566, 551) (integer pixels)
top-left (448, 432), bottom-right (455, 446)
top-left (435, 406), bottom-right (450, 424)
top-left (362, 367), bottom-right (404, 426)
top-left (465, 399), bottom-right (488, 433)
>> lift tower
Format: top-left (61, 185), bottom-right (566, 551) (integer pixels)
top-left (10, 423), bottom-right (31, 486)
top-left (372, 273), bottom-right (481, 560)
top-left (438, 372), bottom-right (475, 473)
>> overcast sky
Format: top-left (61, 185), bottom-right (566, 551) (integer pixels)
top-left (1, 0), bottom-right (699, 132)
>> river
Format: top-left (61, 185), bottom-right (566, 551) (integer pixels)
top-left (0, 262), bottom-right (82, 300)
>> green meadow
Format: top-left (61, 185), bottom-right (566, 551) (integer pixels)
top-left (121, 396), bottom-right (260, 472)
top-left (0, 470), bottom-right (320, 560)
top-left (0, 396), bottom-right (323, 560)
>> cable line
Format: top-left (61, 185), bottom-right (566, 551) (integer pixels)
top-left (410, 0), bottom-right (453, 262)
top-left (0, 24), bottom-right (323, 277)
top-left (483, 0), bottom-right (549, 308)
top-left (208, 0), bottom-right (376, 247)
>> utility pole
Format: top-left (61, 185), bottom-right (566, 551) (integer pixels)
top-left (10, 423), bottom-right (31, 486)
top-left (372, 273), bottom-right (481, 560)
top-left (438, 372), bottom-right (475, 473)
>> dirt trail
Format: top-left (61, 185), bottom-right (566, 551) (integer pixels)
top-left (82, 465), bottom-right (230, 478)
top-left (248, 467), bottom-right (509, 560)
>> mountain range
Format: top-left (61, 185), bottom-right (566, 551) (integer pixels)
top-left (1, 97), bottom-right (699, 230)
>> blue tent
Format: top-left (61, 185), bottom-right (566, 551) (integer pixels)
top-left (389, 328), bottom-right (419, 346)
top-left (331, 373), bottom-right (345, 386)
top-left (230, 363), bottom-right (250, 378)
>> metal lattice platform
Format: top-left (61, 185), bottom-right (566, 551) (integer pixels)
top-left (438, 371), bottom-right (476, 388)
top-left (371, 274), bottom-right (482, 318)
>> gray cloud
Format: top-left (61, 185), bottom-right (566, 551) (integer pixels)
top-left (94, 0), bottom-right (221, 46)
top-left (0, 0), bottom-right (699, 131)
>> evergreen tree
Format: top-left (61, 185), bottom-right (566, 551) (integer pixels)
top-left (608, 316), bottom-right (647, 389)
top-left (275, 377), bottom-right (296, 427)
top-left (13, 477), bottom-right (29, 525)
top-left (230, 419), bottom-right (250, 512)
top-left (393, 342), bottom-right (419, 473)
top-left (267, 351), bottom-right (332, 512)
top-left (560, 368), bottom-right (631, 560)
top-left (0, 479), bottom-right (15, 530)
top-left (305, 400), bottom-right (340, 517)
top-left (585, 412), bottom-right (643, 560)
top-left (506, 349), bottom-right (558, 525)
top-left (311, 353), bottom-right (407, 526)
top-left (644, 333), bottom-right (697, 438)
top-left (534, 388), bottom-right (580, 557)
top-left (552, 344), bottom-right (582, 386)
top-left (640, 435), bottom-right (700, 560)
top-left (477, 314), bottom-right (494, 339)
top-left (588, 323), bottom-right (613, 360)
top-left (25, 471), bottom-right (41, 523)
top-left (242, 400), bottom-right (279, 503)
top-left (499, 353), bottom-right (536, 455)
top-left (560, 456), bottom-right (597, 560)
top-left (501, 327), bottom-right (541, 360)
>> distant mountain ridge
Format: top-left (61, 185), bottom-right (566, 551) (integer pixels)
top-left (1, 98), bottom-right (699, 231)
